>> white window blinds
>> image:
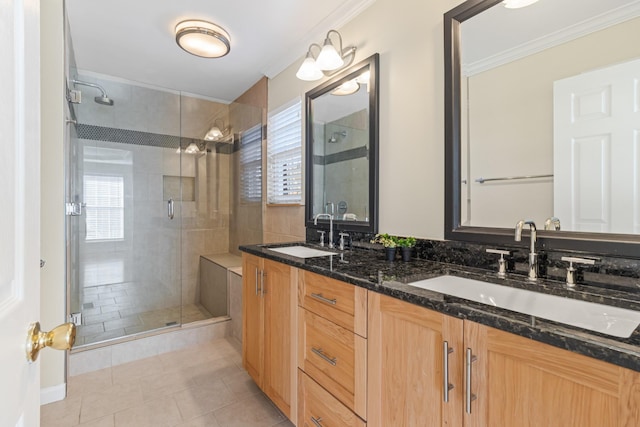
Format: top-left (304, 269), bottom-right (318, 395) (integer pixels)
top-left (267, 98), bottom-right (302, 204)
top-left (240, 123), bottom-right (263, 203)
top-left (84, 174), bottom-right (124, 241)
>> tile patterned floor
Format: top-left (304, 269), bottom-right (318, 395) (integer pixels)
top-left (77, 281), bottom-right (213, 346)
top-left (41, 337), bottom-right (295, 427)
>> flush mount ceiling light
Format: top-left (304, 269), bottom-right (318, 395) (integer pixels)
top-left (296, 30), bottom-right (356, 81)
top-left (175, 20), bottom-right (231, 58)
top-left (503, 0), bottom-right (539, 9)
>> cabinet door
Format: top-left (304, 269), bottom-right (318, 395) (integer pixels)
top-left (263, 258), bottom-right (295, 418)
top-left (464, 321), bottom-right (640, 427)
top-left (242, 254), bottom-right (263, 387)
top-left (368, 292), bottom-right (464, 427)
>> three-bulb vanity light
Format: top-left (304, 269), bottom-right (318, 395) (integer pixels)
top-left (296, 30), bottom-right (357, 81)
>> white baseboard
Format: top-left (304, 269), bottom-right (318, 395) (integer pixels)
top-left (40, 383), bottom-right (66, 405)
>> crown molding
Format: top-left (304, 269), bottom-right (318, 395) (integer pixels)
top-left (464, 2), bottom-right (640, 76)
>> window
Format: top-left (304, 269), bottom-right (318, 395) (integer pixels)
top-left (84, 175), bottom-right (124, 240)
top-left (267, 98), bottom-right (302, 204)
top-left (240, 123), bottom-right (263, 203)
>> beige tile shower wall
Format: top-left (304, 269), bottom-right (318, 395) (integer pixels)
top-left (180, 97), bottom-right (232, 306)
top-left (229, 78), bottom-right (268, 253)
top-left (181, 150), bottom-right (232, 305)
top-left (74, 74), bottom-right (181, 136)
top-left (323, 109), bottom-right (369, 220)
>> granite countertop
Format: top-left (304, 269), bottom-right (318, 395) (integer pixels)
top-left (240, 242), bottom-right (640, 372)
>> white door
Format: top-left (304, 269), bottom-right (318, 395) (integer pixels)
top-left (554, 58), bottom-right (640, 234)
top-left (0, 0), bottom-right (42, 426)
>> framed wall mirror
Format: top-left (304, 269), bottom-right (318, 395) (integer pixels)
top-left (305, 53), bottom-right (379, 234)
top-left (445, 0), bottom-right (640, 256)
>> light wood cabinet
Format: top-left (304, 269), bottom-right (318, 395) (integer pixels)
top-left (368, 291), bottom-right (640, 427)
top-left (368, 291), bottom-right (464, 427)
top-left (298, 269), bottom-right (368, 425)
top-left (298, 370), bottom-right (366, 427)
top-left (464, 321), bottom-right (640, 427)
top-left (242, 254), bottom-right (297, 420)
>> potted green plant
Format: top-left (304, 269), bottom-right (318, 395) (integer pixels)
top-left (397, 236), bottom-right (417, 262)
top-left (371, 233), bottom-right (398, 261)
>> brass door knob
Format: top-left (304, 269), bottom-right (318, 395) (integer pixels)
top-left (25, 321), bottom-right (76, 362)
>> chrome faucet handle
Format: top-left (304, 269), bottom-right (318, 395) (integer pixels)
top-left (317, 230), bottom-right (326, 247)
top-left (486, 248), bottom-right (511, 278)
top-left (544, 217), bottom-right (561, 231)
top-left (338, 232), bottom-right (349, 251)
top-left (561, 256), bottom-right (596, 287)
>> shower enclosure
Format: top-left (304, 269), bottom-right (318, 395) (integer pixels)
top-left (65, 70), bottom-right (263, 347)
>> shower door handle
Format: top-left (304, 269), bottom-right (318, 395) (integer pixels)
top-left (167, 199), bottom-right (174, 220)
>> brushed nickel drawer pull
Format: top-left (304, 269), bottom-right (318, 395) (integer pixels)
top-left (443, 341), bottom-right (454, 403)
top-left (255, 269), bottom-right (259, 296)
top-left (310, 416), bottom-right (323, 427)
top-left (465, 348), bottom-right (478, 414)
top-left (310, 293), bottom-right (337, 305)
top-left (312, 347), bottom-right (337, 366)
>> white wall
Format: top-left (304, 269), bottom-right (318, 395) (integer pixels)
top-left (269, 0), bottom-right (464, 239)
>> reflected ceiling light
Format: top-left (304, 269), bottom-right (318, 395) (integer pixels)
top-left (204, 126), bottom-right (224, 141)
top-left (296, 30), bottom-right (357, 81)
top-left (331, 79), bottom-right (360, 96)
top-left (355, 70), bottom-right (370, 84)
top-left (502, 0), bottom-right (539, 9)
top-left (175, 20), bottom-right (231, 58)
top-left (185, 141), bottom-right (201, 154)
top-left (204, 119), bottom-right (231, 141)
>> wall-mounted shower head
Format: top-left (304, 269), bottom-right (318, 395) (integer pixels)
top-left (328, 130), bottom-right (347, 143)
top-left (71, 79), bottom-right (114, 106)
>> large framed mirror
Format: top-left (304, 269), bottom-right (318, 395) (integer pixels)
top-left (305, 53), bottom-right (379, 234)
top-left (445, 0), bottom-right (640, 256)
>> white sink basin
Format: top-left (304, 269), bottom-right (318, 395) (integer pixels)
top-left (268, 245), bottom-right (335, 258)
top-left (407, 275), bottom-right (640, 338)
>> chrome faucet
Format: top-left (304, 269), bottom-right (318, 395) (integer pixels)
top-left (314, 213), bottom-right (334, 249)
top-left (515, 220), bottom-right (538, 282)
top-left (544, 216), bottom-right (561, 231)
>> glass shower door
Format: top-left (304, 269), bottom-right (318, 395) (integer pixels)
top-left (67, 74), bottom-right (183, 347)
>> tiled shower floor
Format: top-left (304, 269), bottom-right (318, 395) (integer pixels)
top-left (77, 281), bottom-right (213, 346)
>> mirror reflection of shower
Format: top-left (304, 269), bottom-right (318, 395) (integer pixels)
top-left (71, 79), bottom-right (115, 106)
top-left (328, 130), bottom-right (347, 143)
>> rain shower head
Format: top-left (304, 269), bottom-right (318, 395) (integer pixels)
top-left (71, 79), bottom-right (114, 106)
top-left (94, 96), bottom-right (114, 106)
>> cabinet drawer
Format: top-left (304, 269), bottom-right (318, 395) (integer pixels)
top-left (299, 308), bottom-right (366, 418)
top-left (299, 269), bottom-right (367, 337)
top-left (298, 370), bottom-right (366, 427)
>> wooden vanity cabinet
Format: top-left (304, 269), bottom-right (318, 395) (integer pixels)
top-left (298, 269), bottom-right (368, 425)
top-left (367, 291), bottom-right (464, 427)
top-left (242, 254), bottom-right (297, 420)
top-left (368, 291), bottom-right (640, 427)
top-left (465, 322), bottom-right (640, 427)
